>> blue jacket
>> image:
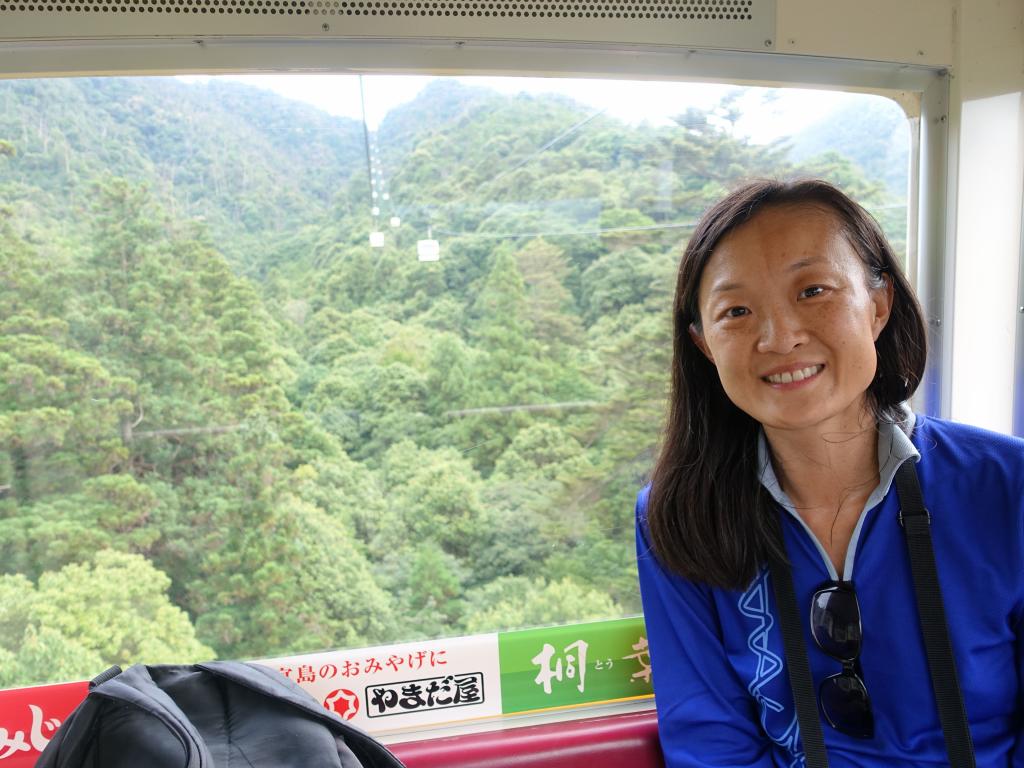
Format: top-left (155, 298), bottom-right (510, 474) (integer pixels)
top-left (636, 413), bottom-right (1024, 767)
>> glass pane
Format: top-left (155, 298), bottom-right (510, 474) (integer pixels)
top-left (0, 75), bottom-right (910, 689)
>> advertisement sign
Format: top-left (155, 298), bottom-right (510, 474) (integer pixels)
top-left (363, 671), bottom-right (485, 719)
top-left (0, 616), bottom-right (651, 766)
top-left (0, 680), bottom-right (88, 768)
top-left (250, 632), bottom-right (503, 732)
top-left (498, 616), bottom-right (653, 714)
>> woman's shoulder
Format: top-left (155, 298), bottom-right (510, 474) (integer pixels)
top-left (913, 413), bottom-right (1024, 449)
top-left (634, 483), bottom-right (652, 531)
top-left (635, 482), bottom-right (651, 507)
top-left (912, 413), bottom-right (1024, 476)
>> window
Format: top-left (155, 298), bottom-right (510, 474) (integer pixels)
top-left (0, 74), bottom-right (909, 689)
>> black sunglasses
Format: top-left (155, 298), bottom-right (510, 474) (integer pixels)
top-left (810, 581), bottom-right (874, 739)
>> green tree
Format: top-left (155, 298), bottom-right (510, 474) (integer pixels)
top-left (580, 246), bottom-right (675, 324)
top-left (514, 238), bottom-right (585, 351)
top-left (464, 576), bottom-right (620, 634)
top-left (0, 474), bottom-right (170, 579)
top-left (0, 550), bottom-right (213, 687)
top-left (471, 245), bottom-right (537, 397)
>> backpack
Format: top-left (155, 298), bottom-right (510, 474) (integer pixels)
top-left (34, 661), bottom-right (408, 768)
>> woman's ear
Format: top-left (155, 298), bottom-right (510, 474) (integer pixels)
top-left (689, 323), bottom-right (715, 364)
top-left (871, 272), bottom-right (895, 340)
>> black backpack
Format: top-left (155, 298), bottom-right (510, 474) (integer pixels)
top-left (35, 661), bottom-right (408, 768)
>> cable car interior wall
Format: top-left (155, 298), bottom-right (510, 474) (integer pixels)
top-left (0, 1), bottom-right (1021, 766)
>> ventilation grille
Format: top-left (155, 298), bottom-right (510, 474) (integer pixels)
top-left (0, 0), bottom-right (754, 19)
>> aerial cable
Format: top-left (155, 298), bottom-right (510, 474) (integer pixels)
top-left (359, 75), bottom-right (375, 217)
top-left (406, 99), bottom-right (767, 225)
top-left (359, 76), bottom-right (393, 257)
top-left (359, 75), bottom-right (387, 249)
top-left (442, 105), bottom-right (609, 213)
top-left (435, 219), bottom-right (700, 240)
top-left (444, 400), bottom-right (602, 418)
top-left (477, 106), bottom-right (609, 192)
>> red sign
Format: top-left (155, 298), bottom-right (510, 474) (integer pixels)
top-left (0, 681), bottom-right (87, 767)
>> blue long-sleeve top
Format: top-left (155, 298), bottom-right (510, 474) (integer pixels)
top-left (636, 412), bottom-right (1024, 766)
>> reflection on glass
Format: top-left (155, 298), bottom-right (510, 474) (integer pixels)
top-left (0, 75), bottom-right (909, 689)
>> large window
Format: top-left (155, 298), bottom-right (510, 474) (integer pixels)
top-left (0, 74), bottom-right (909, 689)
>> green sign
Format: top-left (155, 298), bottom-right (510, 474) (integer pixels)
top-left (497, 616), bottom-right (653, 714)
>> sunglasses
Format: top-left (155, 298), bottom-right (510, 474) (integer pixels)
top-left (810, 581), bottom-right (874, 739)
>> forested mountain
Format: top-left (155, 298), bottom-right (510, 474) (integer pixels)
top-left (0, 78), bottom-right (365, 266)
top-left (0, 77), bottom-right (907, 687)
top-left (789, 96), bottom-right (910, 194)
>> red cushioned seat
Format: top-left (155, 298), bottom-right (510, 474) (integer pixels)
top-left (390, 710), bottom-right (663, 768)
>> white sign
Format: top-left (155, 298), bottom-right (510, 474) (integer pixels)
top-left (253, 633), bottom-right (501, 733)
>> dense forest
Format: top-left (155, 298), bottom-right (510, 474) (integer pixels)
top-left (0, 76), bottom-right (908, 688)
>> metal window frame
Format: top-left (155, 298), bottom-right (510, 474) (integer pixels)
top-left (914, 73), bottom-right (956, 418)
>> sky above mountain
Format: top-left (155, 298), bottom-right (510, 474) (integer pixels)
top-left (177, 73), bottom-right (888, 143)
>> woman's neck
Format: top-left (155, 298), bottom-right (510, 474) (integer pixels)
top-left (764, 408), bottom-right (881, 575)
top-left (763, 408), bottom-right (880, 516)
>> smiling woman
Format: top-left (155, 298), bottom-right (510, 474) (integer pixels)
top-left (646, 179), bottom-right (926, 589)
top-left (690, 204), bottom-right (893, 438)
top-left (637, 178), bottom-right (1024, 766)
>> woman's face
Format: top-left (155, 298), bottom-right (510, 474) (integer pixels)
top-left (691, 204), bottom-right (893, 434)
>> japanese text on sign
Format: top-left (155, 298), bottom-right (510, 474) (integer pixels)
top-left (278, 649), bottom-right (448, 683)
top-left (365, 672), bottom-right (484, 718)
top-left (532, 640), bottom-right (588, 695)
top-left (623, 637), bottom-right (651, 685)
top-left (530, 635), bottom-right (652, 696)
top-left (0, 706), bottom-right (62, 761)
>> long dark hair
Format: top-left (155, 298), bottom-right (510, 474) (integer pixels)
top-left (647, 179), bottom-right (927, 590)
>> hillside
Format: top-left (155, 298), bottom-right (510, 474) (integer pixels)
top-left (0, 77), bottom-right (366, 265)
top-left (788, 96), bottom-right (910, 194)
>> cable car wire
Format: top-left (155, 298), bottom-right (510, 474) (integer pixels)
top-left (441, 105), bottom-right (609, 214)
top-left (435, 219), bottom-right (700, 240)
top-left (477, 106), bottom-right (608, 192)
top-left (358, 75), bottom-right (375, 220)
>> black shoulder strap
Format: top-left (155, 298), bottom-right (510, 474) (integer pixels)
top-left (768, 459), bottom-right (975, 768)
top-left (894, 460), bottom-right (976, 768)
top-left (767, 537), bottom-right (830, 768)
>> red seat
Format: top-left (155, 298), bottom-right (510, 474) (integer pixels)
top-left (389, 709), bottom-right (664, 768)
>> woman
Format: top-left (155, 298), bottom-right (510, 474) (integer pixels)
top-left (636, 179), bottom-right (1024, 766)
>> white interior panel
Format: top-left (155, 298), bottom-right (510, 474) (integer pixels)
top-left (0, 0), bottom-right (776, 51)
top-left (951, 92), bottom-right (1024, 431)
